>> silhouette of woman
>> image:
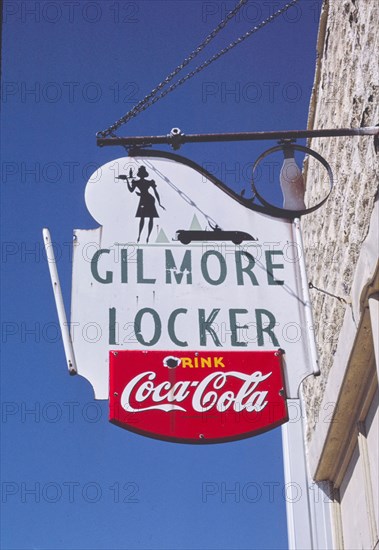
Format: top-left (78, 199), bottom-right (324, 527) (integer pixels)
top-left (121, 166), bottom-right (165, 242)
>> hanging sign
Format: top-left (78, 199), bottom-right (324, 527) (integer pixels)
top-left (59, 151), bottom-right (317, 441)
top-left (109, 349), bottom-right (287, 443)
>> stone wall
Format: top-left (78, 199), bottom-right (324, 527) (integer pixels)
top-left (301, 0), bottom-right (379, 437)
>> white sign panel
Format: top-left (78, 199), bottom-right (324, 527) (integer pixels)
top-left (70, 153), bottom-right (315, 399)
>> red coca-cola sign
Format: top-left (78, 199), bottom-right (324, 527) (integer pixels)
top-left (109, 350), bottom-right (287, 443)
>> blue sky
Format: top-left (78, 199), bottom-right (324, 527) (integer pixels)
top-left (1, 1), bottom-right (321, 549)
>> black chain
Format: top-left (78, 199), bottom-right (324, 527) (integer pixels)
top-left (98, 0), bottom-right (248, 137)
top-left (98, 0), bottom-right (299, 138)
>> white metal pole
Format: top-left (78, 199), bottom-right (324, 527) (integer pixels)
top-left (281, 216), bottom-right (315, 548)
top-left (282, 400), bottom-right (314, 550)
top-left (281, 219), bottom-right (333, 549)
top-left (42, 228), bottom-right (77, 375)
top-left (293, 217), bottom-right (319, 375)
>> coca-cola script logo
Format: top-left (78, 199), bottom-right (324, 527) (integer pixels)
top-left (109, 350), bottom-right (288, 443)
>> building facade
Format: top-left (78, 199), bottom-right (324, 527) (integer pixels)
top-left (301, 0), bottom-right (378, 548)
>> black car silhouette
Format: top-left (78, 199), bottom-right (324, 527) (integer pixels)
top-left (175, 229), bottom-right (257, 245)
